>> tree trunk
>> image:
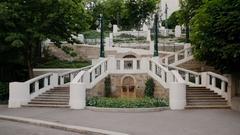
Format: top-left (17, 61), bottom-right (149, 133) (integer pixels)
top-left (186, 23), bottom-right (190, 43)
top-left (27, 58), bottom-right (34, 79)
top-left (25, 43), bottom-right (34, 79)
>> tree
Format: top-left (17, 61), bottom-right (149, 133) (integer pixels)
top-left (122, 0), bottom-right (159, 30)
top-left (162, 11), bottom-right (179, 29)
top-left (178, 0), bottom-right (203, 43)
top-left (85, 0), bottom-right (159, 30)
top-left (191, 0), bottom-right (240, 72)
top-left (0, 0), bottom-right (89, 78)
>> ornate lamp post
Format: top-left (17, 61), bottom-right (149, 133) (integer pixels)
top-left (153, 13), bottom-right (159, 57)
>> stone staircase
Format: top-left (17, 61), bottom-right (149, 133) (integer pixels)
top-left (185, 86), bottom-right (229, 109)
top-left (22, 86), bottom-right (70, 108)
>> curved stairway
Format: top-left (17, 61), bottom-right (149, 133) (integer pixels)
top-left (185, 86), bottom-right (230, 109)
top-left (22, 86), bottom-right (70, 108)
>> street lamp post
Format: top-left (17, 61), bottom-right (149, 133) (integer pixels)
top-left (99, 14), bottom-right (105, 58)
top-left (154, 13), bottom-right (159, 57)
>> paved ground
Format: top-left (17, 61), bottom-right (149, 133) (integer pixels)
top-left (0, 105), bottom-right (240, 135)
top-left (0, 119), bottom-right (84, 135)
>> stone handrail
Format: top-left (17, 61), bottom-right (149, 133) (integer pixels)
top-left (9, 72), bottom-right (58, 108)
top-left (203, 72), bottom-right (229, 99)
top-left (58, 65), bottom-right (93, 85)
top-left (164, 64), bottom-right (229, 99)
top-left (163, 64), bottom-right (202, 86)
top-left (148, 59), bottom-right (172, 88)
top-left (160, 47), bottom-right (193, 66)
top-left (171, 70), bottom-right (185, 83)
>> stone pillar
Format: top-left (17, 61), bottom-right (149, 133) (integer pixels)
top-left (8, 82), bottom-right (30, 108)
top-left (175, 25), bottom-right (181, 38)
top-left (169, 82), bottom-right (186, 110)
top-left (69, 83), bottom-right (86, 109)
top-left (113, 25), bottom-right (118, 33)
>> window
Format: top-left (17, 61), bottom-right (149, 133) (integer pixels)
top-left (116, 60), bottom-right (120, 70)
top-left (149, 61), bottom-right (152, 71)
top-left (137, 60), bottom-right (140, 70)
top-left (124, 60), bottom-right (133, 70)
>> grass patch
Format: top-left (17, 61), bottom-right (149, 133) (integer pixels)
top-left (36, 59), bottom-right (91, 68)
top-left (87, 97), bottom-right (168, 108)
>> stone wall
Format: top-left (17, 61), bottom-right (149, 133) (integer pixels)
top-left (87, 74), bottom-right (169, 99)
top-left (46, 44), bottom-right (100, 61)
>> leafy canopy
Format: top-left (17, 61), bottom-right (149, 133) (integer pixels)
top-left (0, 0), bottom-right (90, 78)
top-left (191, 0), bottom-right (240, 72)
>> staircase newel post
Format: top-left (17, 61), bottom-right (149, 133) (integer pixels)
top-left (51, 73), bottom-right (59, 88)
top-left (201, 72), bottom-right (208, 87)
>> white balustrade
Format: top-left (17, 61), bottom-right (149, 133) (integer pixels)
top-left (58, 65), bottom-right (93, 85)
top-left (205, 72), bottom-right (229, 99)
top-left (9, 73), bottom-right (56, 108)
top-left (160, 47), bottom-right (193, 66)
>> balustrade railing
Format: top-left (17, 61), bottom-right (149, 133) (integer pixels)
top-left (161, 47), bottom-right (193, 66)
top-left (9, 72), bottom-right (59, 108)
top-left (204, 72), bottom-right (229, 99)
top-left (163, 64), bottom-right (229, 99)
top-left (58, 65), bottom-right (93, 85)
top-left (148, 59), bottom-right (171, 88)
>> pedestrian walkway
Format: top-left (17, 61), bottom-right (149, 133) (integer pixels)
top-left (0, 106), bottom-right (240, 135)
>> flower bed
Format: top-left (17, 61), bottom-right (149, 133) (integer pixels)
top-left (87, 97), bottom-right (168, 108)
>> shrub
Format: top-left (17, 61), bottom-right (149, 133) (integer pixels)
top-left (0, 82), bottom-right (9, 103)
top-left (87, 97), bottom-right (168, 108)
top-left (36, 59), bottom-right (90, 68)
top-left (104, 76), bottom-right (111, 97)
top-left (61, 46), bottom-right (77, 57)
top-left (145, 78), bottom-right (155, 98)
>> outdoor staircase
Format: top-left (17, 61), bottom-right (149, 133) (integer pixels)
top-left (22, 86), bottom-right (70, 108)
top-left (185, 86), bottom-right (230, 109)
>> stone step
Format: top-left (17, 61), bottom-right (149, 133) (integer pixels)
top-left (187, 102), bottom-right (227, 105)
top-left (185, 105), bottom-right (230, 109)
top-left (35, 96), bottom-right (69, 100)
top-left (49, 90), bottom-right (69, 92)
top-left (187, 97), bottom-right (225, 100)
top-left (29, 101), bottom-right (68, 105)
top-left (32, 99), bottom-right (69, 102)
top-left (187, 99), bottom-right (226, 102)
top-left (22, 104), bottom-right (70, 108)
top-left (53, 87), bottom-right (69, 90)
top-left (40, 94), bottom-right (69, 97)
top-left (186, 94), bottom-right (221, 97)
top-left (187, 90), bottom-right (214, 92)
top-left (44, 91), bottom-right (69, 94)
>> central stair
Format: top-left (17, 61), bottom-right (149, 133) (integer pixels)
top-left (185, 86), bottom-right (229, 109)
top-left (22, 86), bottom-right (70, 108)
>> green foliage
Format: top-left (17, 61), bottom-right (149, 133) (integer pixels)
top-left (145, 78), bottom-right (155, 98)
top-left (87, 97), bottom-right (168, 108)
top-left (0, 82), bottom-right (9, 103)
top-left (162, 11), bottom-right (179, 29)
top-left (104, 76), bottom-right (111, 97)
top-left (177, 0), bottom-right (204, 42)
top-left (191, 0), bottom-right (240, 72)
top-left (85, 0), bottom-right (159, 30)
top-left (0, 0), bottom-right (90, 78)
top-left (36, 58), bottom-right (90, 68)
top-left (61, 46), bottom-right (77, 57)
